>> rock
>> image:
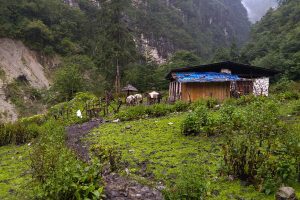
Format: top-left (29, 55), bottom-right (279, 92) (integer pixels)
top-left (275, 187), bottom-right (297, 200)
top-left (125, 125), bottom-right (132, 129)
top-left (113, 119), bottom-right (120, 123)
top-left (228, 175), bottom-right (235, 181)
top-left (212, 189), bottom-right (220, 196)
top-left (168, 122), bottom-right (174, 125)
top-left (125, 168), bottom-right (130, 175)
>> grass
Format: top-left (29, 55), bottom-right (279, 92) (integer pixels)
top-left (87, 113), bottom-right (300, 199)
top-left (0, 145), bottom-right (32, 200)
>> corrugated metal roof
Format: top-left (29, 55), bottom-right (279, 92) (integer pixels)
top-left (174, 72), bottom-right (241, 83)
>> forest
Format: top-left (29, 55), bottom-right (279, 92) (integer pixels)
top-left (0, 0), bottom-right (299, 199)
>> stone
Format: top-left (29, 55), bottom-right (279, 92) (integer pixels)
top-left (275, 187), bottom-right (297, 200)
top-left (228, 175), bottom-right (235, 181)
top-left (125, 125), bottom-right (132, 129)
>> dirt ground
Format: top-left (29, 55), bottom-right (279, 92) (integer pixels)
top-left (66, 119), bottom-right (163, 200)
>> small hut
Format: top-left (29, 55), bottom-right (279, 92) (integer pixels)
top-left (166, 61), bottom-right (279, 102)
top-left (122, 84), bottom-right (138, 96)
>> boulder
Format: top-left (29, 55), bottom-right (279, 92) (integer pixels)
top-left (275, 187), bottom-right (298, 200)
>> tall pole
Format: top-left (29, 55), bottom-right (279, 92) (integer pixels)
top-left (115, 58), bottom-right (121, 95)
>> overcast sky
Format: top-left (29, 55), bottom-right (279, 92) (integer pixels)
top-left (242, 0), bottom-right (278, 23)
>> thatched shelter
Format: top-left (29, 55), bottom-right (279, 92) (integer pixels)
top-left (122, 84), bottom-right (138, 96)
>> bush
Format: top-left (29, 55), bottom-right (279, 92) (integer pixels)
top-left (292, 100), bottom-right (300, 116)
top-left (0, 122), bottom-right (40, 146)
top-left (181, 105), bottom-right (208, 136)
top-left (115, 103), bottom-right (190, 121)
top-left (173, 101), bottom-right (190, 112)
top-left (163, 165), bottom-right (207, 200)
top-left (221, 100), bottom-right (298, 194)
top-left (145, 104), bottom-right (172, 117)
top-left (31, 120), bottom-right (104, 199)
top-left (91, 144), bottom-right (122, 172)
top-left (48, 92), bottom-right (98, 125)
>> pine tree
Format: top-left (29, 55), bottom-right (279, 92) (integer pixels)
top-left (96, 0), bottom-right (137, 94)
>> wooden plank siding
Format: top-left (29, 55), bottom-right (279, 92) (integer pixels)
top-left (181, 82), bottom-right (230, 102)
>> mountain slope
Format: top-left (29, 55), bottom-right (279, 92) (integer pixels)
top-left (242, 0), bottom-right (300, 80)
top-left (65, 0), bottom-right (251, 61)
top-left (0, 38), bottom-right (58, 121)
top-left (131, 0), bottom-right (250, 61)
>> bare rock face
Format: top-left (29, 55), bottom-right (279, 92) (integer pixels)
top-left (0, 38), bottom-right (52, 89)
top-left (275, 187), bottom-right (298, 200)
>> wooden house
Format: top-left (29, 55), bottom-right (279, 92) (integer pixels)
top-left (166, 61), bottom-right (279, 102)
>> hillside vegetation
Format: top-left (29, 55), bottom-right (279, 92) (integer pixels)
top-left (0, 86), bottom-right (299, 199)
top-left (242, 0), bottom-right (300, 80)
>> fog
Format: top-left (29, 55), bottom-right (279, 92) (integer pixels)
top-left (242, 0), bottom-right (278, 23)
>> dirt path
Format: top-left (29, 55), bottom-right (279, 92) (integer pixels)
top-left (66, 119), bottom-right (163, 200)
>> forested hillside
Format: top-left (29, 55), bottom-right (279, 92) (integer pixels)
top-left (242, 0), bottom-right (300, 80)
top-left (0, 0), bottom-right (250, 77)
top-left (0, 0), bottom-right (251, 118)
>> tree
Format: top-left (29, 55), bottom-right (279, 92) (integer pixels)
top-left (53, 65), bottom-right (85, 101)
top-left (155, 50), bottom-right (202, 90)
top-left (95, 0), bottom-right (138, 93)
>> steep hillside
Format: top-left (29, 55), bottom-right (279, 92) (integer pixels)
top-left (0, 38), bottom-right (52, 88)
top-left (242, 0), bottom-right (300, 80)
top-left (0, 38), bottom-right (58, 121)
top-left (131, 0), bottom-right (251, 61)
top-left (63, 0), bottom-right (250, 62)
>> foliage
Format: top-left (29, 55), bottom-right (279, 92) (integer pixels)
top-left (221, 100), bottom-right (298, 194)
top-left (53, 65), bottom-right (86, 101)
top-left (163, 165), bottom-right (208, 200)
top-left (0, 145), bottom-right (32, 199)
top-left (88, 113), bottom-right (289, 199)
top-left (241, 0), bottom-right (300, 80)
top-left (115, 102), bottom-right (190, 121)
top-left (155, 51), bottom-right (202, 90)
top-left (91, 144), bottom-right (122, 172)
top-left (30, 120), bottom-right (104, 199)
top-left (4, 80), bottom-right (44, 117)
top-left (0, 122), bottom-right (40, 146)
top-left (181, 105), bottom-right (208, 136)
top-left (48, 92), bottom-right (98, 125)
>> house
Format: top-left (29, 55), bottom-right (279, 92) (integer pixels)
top-left (166, 61), bottom-right (279, 102)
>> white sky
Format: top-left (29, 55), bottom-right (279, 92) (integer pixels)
top-left (242, 0), bottom-right (278, 23)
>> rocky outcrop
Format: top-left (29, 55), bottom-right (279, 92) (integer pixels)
top-left (276, 187), bottom-right (298, 200)
top-left (0, 38), bottom-right (58, 121)
top-left (0, 38), bottom-right (53, 89)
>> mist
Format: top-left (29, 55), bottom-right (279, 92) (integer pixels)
top-left (242, 0), bottom-right (278, 23)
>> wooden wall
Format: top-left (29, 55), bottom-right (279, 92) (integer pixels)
top-left (181, 82), bottom-right (230, 102)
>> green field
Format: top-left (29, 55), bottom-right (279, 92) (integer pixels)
top-left (0, 145), bottom-right (31, 200)
top-left (87, 112), bottom-right (300, 199)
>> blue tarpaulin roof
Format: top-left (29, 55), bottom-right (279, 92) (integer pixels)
top-left (174, 72), bottom-right (241, 83)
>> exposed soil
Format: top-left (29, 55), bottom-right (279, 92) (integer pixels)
top-left (66, 119), bottom-right (163, 200)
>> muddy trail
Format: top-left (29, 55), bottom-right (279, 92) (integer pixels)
top-left (66, 119), bottom-right (163, 200)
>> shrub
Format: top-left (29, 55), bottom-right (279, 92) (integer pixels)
top-left (173, 101), bottom-right (190, 112)
top-left (221, 100), bottom-right (298, 194)
top-left (115, 105), bottom-right (146, 121)
top-left (206, 98), bottom-right (219, 109)
top-left (48, 92), bottom-right (98, 125)
top-left (31, 120), bottom-right (104, 199)
top-left (20, 114), bottom-right (47, 126)
top-left (181, 105), bottom-right (208, 136)
top-left (163, 165), bottom-right (207, 200)
top-left (145, 104), bottom-right (172, 117)
top-left (292, 101), bottom-right (300, 116)
top-left (91, 144), bottom-right (122, 172)
top-left (0, 122), bottom-right (40, 146)
top-left (115, 103), bottom-right (189, 121)
top-left (277, 91), bottom-right (299, 101)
